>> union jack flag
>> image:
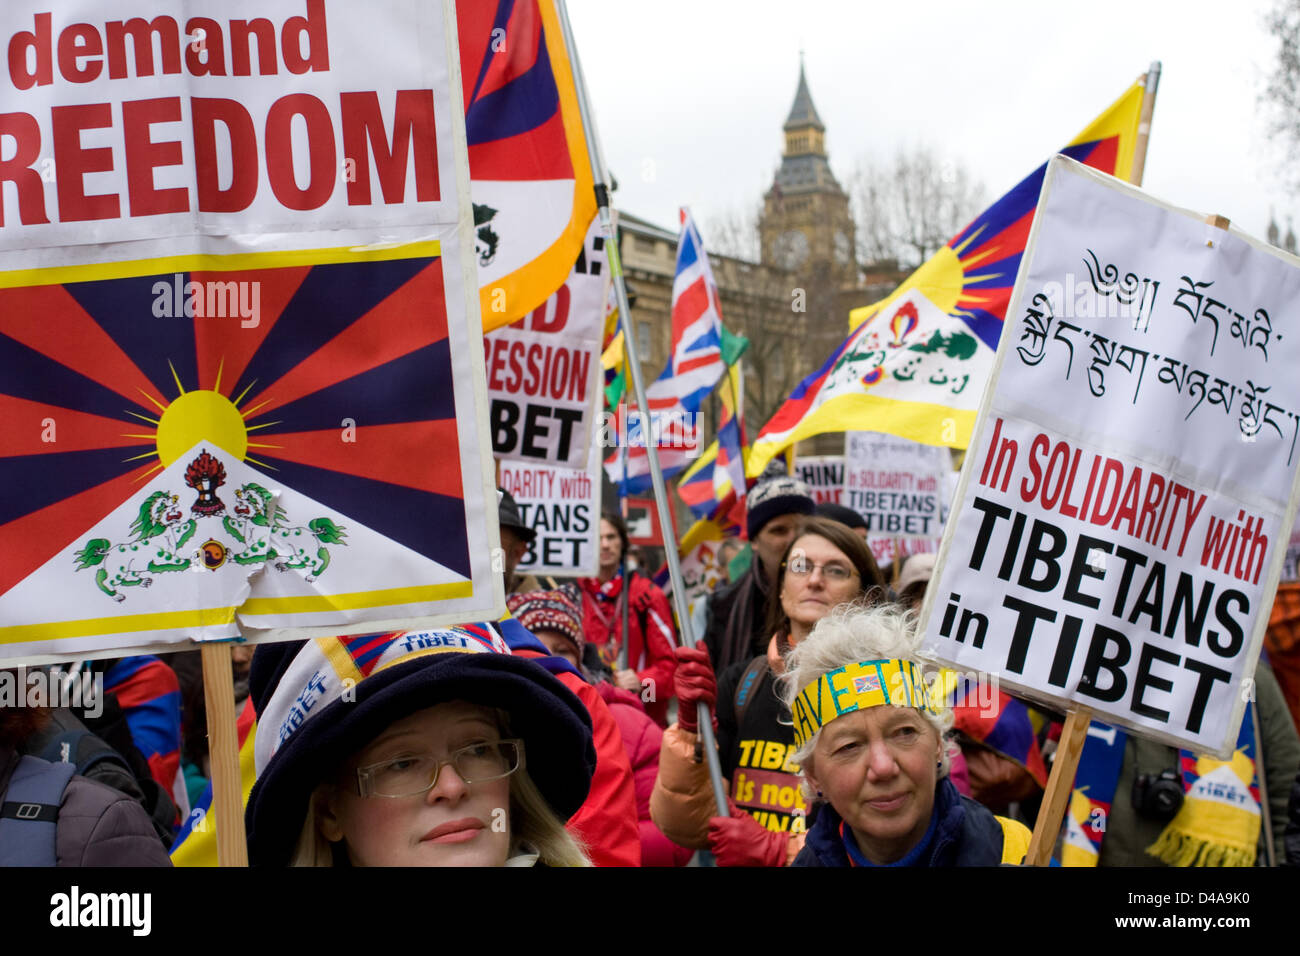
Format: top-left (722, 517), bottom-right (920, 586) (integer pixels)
top-left (605, 209), bottom-right (728, 493)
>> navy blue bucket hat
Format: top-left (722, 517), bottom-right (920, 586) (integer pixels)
top-left (245, 624), bottom-right (595, 866)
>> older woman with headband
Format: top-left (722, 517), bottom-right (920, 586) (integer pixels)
top-left (780, 603), bottom-right (1030, 867)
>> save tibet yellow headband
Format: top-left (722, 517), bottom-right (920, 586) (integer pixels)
top-left (790, 659), bottom-right (943, 750)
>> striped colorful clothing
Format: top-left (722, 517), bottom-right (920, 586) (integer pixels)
top-left (103, 656), bottom-right (183, 800)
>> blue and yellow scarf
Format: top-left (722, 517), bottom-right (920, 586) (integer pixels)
top-left (1063, 704), bottom-right (1262, 867)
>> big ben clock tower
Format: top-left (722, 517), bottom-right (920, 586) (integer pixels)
top-left (759, 59), bottom-right (856, 284)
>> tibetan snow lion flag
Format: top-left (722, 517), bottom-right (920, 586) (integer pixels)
top-left (747, 78), bottom-right (1146, 477)
top-left (0, 0), bottom-right (502, 663)
top-left (460, 0), bottom-right (597, 332)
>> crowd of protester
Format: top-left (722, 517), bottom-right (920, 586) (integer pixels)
top-left (3, 467), bottom-right (1300, 868)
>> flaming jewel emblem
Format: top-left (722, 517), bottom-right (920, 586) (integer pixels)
top-left (185, 449), bottom-right (227, 517)
top-left (889, 302), bottom-right (920, 347)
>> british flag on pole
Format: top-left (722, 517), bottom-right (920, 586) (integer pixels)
top-left (604, 209), bottom-right (733, 494)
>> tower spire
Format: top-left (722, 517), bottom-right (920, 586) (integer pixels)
top-left (784, 59), bottom-right (824, 133)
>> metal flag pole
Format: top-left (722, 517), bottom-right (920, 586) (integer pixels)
top-left (557, 0), bottom-right (729, 815)
top-left (619, 403), bottom-right (630, 673)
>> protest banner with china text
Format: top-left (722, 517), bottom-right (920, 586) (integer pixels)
top-left (919, 157), bottom-right (1300, 763)
top-left (795, 454), bottom-right (844, 505)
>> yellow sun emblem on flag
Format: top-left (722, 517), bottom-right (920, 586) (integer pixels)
top-left (121, 359), bottom-right (280, 478)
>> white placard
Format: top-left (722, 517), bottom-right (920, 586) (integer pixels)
top-left (0, 0), bottom-right (503, 664)
top-left (919, 157), bottom-right (1300, 757)
top-left (795, 454), bottom-right (844, 504)
top-left (485, 219), bottom-right (606, 469)
top-left (844, 432), bottom-right (952, 539)
top-left (498, 441), bottom-right (600, 577)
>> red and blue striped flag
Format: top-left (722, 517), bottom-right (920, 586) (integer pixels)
top-left (459, 0), bottom-right (597, 331)
top-left (104, 656), bottom-right (182, 803)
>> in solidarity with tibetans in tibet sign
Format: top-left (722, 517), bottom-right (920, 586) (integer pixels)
top-left (485, 220), bottom-right (607, 469)
top-left (498, 442), bottom-right (600, 576)
top-left (920, 157), bottom-right (1300, 756)
top-left (0, 1), bottom-right (503, 663)
top-left (843, 432), bottom-right (955, 567)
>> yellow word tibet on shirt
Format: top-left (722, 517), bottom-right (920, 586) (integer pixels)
top-left (731, 738), bottom-right (806, 833)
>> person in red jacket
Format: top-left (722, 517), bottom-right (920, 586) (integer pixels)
top-left (505, 590), bottom-right (642, 867)
top-left (578, 513), bottom-right (677, 726)
top-left (510, 588), bottom-right (691, 867)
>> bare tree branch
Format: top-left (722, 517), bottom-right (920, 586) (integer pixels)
top-left (849, 144), bottom-right (987, 270)
top-left (1262, 0), bottom-right (1300, 195)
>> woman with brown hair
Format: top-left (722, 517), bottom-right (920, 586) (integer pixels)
top-left (649, 516), bottom-right (885, 866)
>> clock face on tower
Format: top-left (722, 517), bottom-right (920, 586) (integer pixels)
top-left (773, 230), bottom-right (809, 269)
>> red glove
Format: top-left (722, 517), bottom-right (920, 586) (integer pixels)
top-left (708, 803), bottom-right (789, 867)
top-left (673, 645), bottom-right (716, 734)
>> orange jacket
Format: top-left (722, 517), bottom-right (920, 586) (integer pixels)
top-left (649, 636), bottom-right (804, 863)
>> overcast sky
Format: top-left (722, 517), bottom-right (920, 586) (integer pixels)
top-left (565, 0), bottom-right (1291, 253)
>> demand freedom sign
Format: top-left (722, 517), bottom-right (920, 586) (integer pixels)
top-left (921, 157), bottom-right (1300, 756)
top-left (0, 1), bottom-right (502, 663)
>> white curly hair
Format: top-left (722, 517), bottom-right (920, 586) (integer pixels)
top-left (778, 602), bottom-right (956, 801)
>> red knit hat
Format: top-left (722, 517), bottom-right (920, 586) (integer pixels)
top-left (507, 588), bottom-right (584, 657)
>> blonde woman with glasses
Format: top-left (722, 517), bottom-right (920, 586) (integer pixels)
top-left (245, 624), bottom-right (594, 867)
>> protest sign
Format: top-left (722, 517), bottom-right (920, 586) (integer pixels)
top-left (795, 455), bottom-right (844, 504)
top-left (843, 433), bottom-right (955, 567)
top-left (845, 432), bottom-right (952, 537)
top-left (498, 442), bottom-right (600, 576)
top-left (485, 220), bottom-right (606, 469)
top-left (673, 518), bottom-right (730, 614)
top-left (920, 156), bottom-right (1300, 757)
top-left (0, 0), bottom-right (502, 665)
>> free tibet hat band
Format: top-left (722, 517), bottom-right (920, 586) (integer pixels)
top-left (254, 624), bottom-right (510, 775)
top-left (790, 658), bottom-right (941, 750)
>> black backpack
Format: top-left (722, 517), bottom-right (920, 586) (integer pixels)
top-left (21, 708), bottom-right (176, 847)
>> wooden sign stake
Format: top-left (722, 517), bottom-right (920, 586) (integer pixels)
top-left (1025, 706), bottom-right (1092, 866)
top-left (200, 641), bottom-right (248, 867)
top-left (1204, 213), bottom-right (1230, 248)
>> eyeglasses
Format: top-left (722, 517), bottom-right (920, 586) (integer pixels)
top-left (354, 739), bottom-right (524, 798)
top-left (782, 559), bottom-right (858, 583)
